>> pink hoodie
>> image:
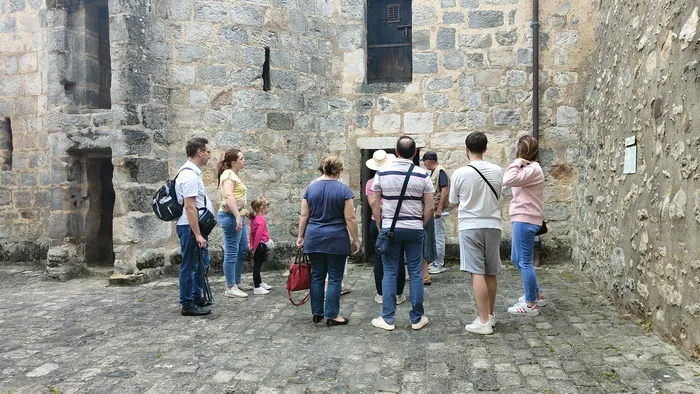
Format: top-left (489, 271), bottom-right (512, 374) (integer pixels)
top-left (503, 159), bottom-right (545, 226)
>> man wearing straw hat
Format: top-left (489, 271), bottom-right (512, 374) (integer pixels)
top-left (366, 150), bottom-right (407, 305)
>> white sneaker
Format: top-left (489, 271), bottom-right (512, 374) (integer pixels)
top-left (411, 316), bottom-right (429, 330)
top-left (465, 317), bottom-right (494, 335)
top-left (374, 294), bottom-right (383, 304)
top-left (508, 303), bottom-right (540, 316)
top-left (429, 265), bottom-right (447, 274)
top-left (253, 287), bottom-right (269, 295)
top-left (372, 317), bottom-right (395, 331)
top-left (260, 282), bottom-right (272, 290)
top-left (341, 283), bottom-right (351, 295)
top-left (488, 314), bottom-right (497, 327)
top-left (518, 295), bottom-right (546, 307)
top-left (237, 283), bottom-right (253, 291)
top-left (396, 294), bottom-right (407, 305)
top-left (225, 286), bottom-right (248, 298)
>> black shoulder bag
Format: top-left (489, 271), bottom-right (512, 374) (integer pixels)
top-left (375, 164), bottom-right (415, 256)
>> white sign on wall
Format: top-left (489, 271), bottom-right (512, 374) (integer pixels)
top-left (623, 136), bottom-right (637, 174)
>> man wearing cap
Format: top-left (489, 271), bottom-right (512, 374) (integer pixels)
top-left (421, 151), bottom-right (450, 275)
top-left (366, 150), bottom-right (407, 305)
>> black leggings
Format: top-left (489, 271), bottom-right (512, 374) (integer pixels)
top-left (253, 243), bottom-right (268, 288)
top-left (370, 220), bottom-right (406, 295)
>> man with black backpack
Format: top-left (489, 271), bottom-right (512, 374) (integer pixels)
top-left (175, 137), bottom-right (214, 316)
top-left (448, 132), bottom-right (503, 335)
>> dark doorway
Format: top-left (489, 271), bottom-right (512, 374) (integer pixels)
top-left (360, 148), bottom-right (421, 263)
top-left (69, 149), bottom-right (115, 266)
top-left (366, 0), bottom-right (413, 83)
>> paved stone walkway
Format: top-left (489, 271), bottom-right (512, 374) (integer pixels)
top-left (1, 262), bottom-right (700, 394)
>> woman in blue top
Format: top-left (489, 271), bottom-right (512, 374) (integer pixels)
top-left (297, 156), bottom-right (360, 326)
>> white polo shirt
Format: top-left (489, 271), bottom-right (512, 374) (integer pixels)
top-left (175, 160), bottom-right (213, 227)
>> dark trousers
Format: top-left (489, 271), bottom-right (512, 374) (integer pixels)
top-left (370, 219), bottom-right (405, 296)
top-left (253, 243), bottom-right (268, 288)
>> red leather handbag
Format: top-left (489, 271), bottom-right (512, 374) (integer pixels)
top-left (286, 249), bottom-right (311, 306)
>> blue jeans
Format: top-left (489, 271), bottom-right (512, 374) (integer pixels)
top-left (177, 225), bottom-right (211, 308)
top-left (382, 228), bottom-right (425, 325)
top-left (511, 221), bottom-right (541, 303)
top-left (309, 253), bottom-right (346, 319)
top-left (218, 211), bottom-right (249, 287)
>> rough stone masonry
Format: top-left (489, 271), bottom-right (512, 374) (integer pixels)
top-left (0, 0), bottom-right (698, 354)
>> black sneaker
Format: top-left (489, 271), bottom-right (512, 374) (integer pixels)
top-left (181, 305), bottom-right (212, 316)
top-left (194, 298), bottom-right (213, 307)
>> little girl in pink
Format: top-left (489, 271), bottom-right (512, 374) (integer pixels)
top-left (249, 197), bottom-right (273, 295)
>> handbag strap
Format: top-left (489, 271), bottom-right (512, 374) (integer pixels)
top-left (388, 164), bottom-right (415, 233)
top-left (468, 164), bottom-right (499, 200)
top-left (287, 288), bottom-right (310, 306)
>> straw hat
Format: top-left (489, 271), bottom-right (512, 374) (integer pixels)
top-left (366, 150), bottom-right (396, 171)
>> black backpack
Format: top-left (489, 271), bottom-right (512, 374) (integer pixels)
top-left (152, 168), bottom-right (194, 221)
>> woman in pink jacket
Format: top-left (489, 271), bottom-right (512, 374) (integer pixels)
top-left (503, 135), bottom-right (546, 316)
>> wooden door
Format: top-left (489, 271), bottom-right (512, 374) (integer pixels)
top-left (367, 0), bottom-right (412, 83)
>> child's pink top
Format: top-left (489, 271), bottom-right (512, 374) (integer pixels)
top-left (249, 214), bottom-right (270, 251)
top-left (503, 160), bottom-right (545, 226)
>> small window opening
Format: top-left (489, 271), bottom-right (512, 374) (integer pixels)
top-left (262, 47), bottom-right (271, 91)
top-left (387, 4), bottom-right (401, 23)
top-left (66, 0), bottom-right (111, 109)
top-left (0, 118), bottom-right (11, 171)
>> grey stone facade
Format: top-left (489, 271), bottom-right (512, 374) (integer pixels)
top-left (574, 3), bottom-right (700, 356)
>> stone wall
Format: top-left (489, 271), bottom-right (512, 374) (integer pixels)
top-left (335, 0), bottom-right (597, 255)
top-left (0, 0), bottom-right (598, 279)
top-left (574, 2), bottom-right (700, 355)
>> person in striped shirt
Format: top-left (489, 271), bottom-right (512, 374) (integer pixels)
top-left (370, 136), bottom-right (435, 331)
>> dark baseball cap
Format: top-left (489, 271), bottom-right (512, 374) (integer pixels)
top-left (421, 151), bottom-right (438, 161)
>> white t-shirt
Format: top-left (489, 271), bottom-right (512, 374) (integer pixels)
top-left (448, 160), bottom-right (503, 231)
top-left (175, 160), bottom-right (213, 227)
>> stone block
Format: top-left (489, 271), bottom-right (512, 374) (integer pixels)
top-left (556, 30), bottom-right (579, 47)
top-left (197, 65), bottom-right (227, 86)
top-left (517, 48), bottom-right (533, 66)
top-left (488, 50), bottom-right (513, 67)
top-left (438, 112), bottom-right (465, 128)
top-left (113, 213), bottom-right (172, 244)
top-left (18, 53), bottom-right (37, 73)
top-left (431, 132), bottom-right (471, 149)
top-left (413, 53), bottom-right (438, 74)
top-left (413, 30), bottom-right (430, 50)
top-left (424, 93), bottom-right (449, 109)
top-left (443, 11), bottom-right (464, 23)
top-left (316, 0), bottom-right (334, 17)
top-left (221, 25), bottom-right (248, 44)
top-left (341, 0), bottom-right (363, 20)
top-left (194, 1), bottom-right (228, 22)
top-left (542, 87), bottom-right (563, 106)
top-left (464, 53), bottom-right (484, 68)
top-left (493, 108), bottom-right (521, 126)
top-left (109, 273), bottom-right (146, 286)
top-left (0, 16), bottom-right (17, 34)
top-left (466, 111), bottom-right (488, 127)
top-left (338, 25), bottom-right (363, 50)
top-left (176, 44), bottom-right (208, 63)
top-left (437, 28), bottom-right (456, 49)
top-left (495, 29), bottom-right (518, 46)
top-left (0, 75), bottom-right (23, 96)
top-left (424, 77), bottom-right (453, 91)
top-left (553, 71), bottom-right (578, 86)
top-left (556, 106), bottom-right (580, 125)
top-left (122, 158), bottom-right (169, 184)
top-left (413, 5), bottom-right (437, 26)
top-left (461, 0), bottom-right (479, 7)
top-left (232, 112), bottom-right (264, 130)
top-left (487, 90), bottom-right (509, 105)
top-left (120, 185), bottom-right (158, 213)
top-left (404, 112), bottom-right (434, 134)
top-left (243, 47), bottom-right (265, 65)
top-left (460, 34), bottom-right (492, 48)
top-left (142, 106), bottom-right (167, 130)
top-left (136, 249), bottom-right (167, 270)
top-left (469, 11), bottom-right (504, 28)
top-left (267, 113), bottom-right (294, 130)
top-left (271, 70), bottom-right (298, 90)
top-left (189, 90), bottom-right (208, 105)
top-left (215, 132), bottom-right (243, 148)
top-left (442, 51), bottom-right (464, 70)
top-left (319, 115), bottom-right (346, 133)
top-left (373, 114), bottom-right (401, 134)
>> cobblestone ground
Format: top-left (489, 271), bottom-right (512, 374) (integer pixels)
top-left (2, 262), bottom-right (700, 394)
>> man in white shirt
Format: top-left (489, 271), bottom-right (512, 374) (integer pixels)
top-left (176, 137), bottom-right (214, 316)
top-left (449, 132), bottom-right (503, 335)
